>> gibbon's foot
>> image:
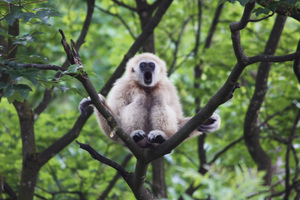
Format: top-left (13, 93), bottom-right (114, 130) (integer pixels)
top-left (130, 130), bottom-right (147, 143)
top-left (197, 113), bottom-right (221, 133)
top-left (78, 94), bottom-right (105, 116)
top-left (147, 130), bottom-right (167, 144)
top-left (130, 130), bottom-right (150, 148)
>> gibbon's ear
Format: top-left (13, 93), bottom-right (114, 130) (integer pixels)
top-left (197, 113), bottom-right (221, 133)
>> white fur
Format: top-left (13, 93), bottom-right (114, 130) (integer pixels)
top-left (90, 53), bottom-right (221, 147)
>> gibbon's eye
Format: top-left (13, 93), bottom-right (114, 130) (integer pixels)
top-left (149, 62), bottom-right (155, 71)
top-left (140, 62), bottom-right (147, 70)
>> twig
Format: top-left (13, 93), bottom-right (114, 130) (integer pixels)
top-left (209, 136), bottom-right (244, 165)
top-left (249, 11), bottom-right (275, 22)
top-left (111, 0), bottom-right (136, 12)
top-left (96, 5), bottom-right (136, 39)
top-left (98, 154), bottom-right (133, 200)
top-left (76, 141), bottom-right (130, 178)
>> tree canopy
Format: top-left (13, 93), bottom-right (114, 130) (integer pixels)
top-left (0, 0), bottom-right (300, 200)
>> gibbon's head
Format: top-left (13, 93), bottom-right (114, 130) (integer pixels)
top-left (125, 53), bottom-right (167, 87)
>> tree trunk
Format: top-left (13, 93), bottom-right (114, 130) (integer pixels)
top-left (13, 101), bottom-right (39, 200)
top-left (135, 1), bottom-right (167, 198)
top-left (244, 14), bottom-right (287, 186)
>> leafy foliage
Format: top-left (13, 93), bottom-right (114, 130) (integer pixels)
top-left (0, 0), bottom-right (300, 199)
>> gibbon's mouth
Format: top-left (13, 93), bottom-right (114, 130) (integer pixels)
top-left (144, 71), bottom-right (153, 85)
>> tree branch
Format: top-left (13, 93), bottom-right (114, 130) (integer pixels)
top-left (209, 136), bottom-right (244, 165)
top-left (283, 109), bottom-right (300, 199)
top-left (244, 14), bottom-right (287, 186)
top-left (98, 154), bottom-right (132, 200)
top-left (293, 39), bottom-right (300, 83)
top-left (167, 16), bottom-right (193, 75)
top-left (4, 181), bottom-right (18, 200)
top-left (96, 5), bottom-right (137, 39)
top-left (112, 0), bottom-right (137, 12)
top-left (257, 0), bottom-right (300, 22)
top-left (76, 141), bottom-right (130, 178)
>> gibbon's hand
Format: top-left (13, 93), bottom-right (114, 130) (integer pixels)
top-left (78, 94), bottom-right (105, 116)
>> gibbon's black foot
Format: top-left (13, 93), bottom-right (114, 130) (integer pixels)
top-left (130, 130), bottom-right (147, 143)
top-left (147, 130), bottom-right (167, 144)
top-left (79, 98), bottom-right (93, 116)
top-left (197, 113), bottom-right (221, 133)
top-left (130, 130), bottom-right (150, 148)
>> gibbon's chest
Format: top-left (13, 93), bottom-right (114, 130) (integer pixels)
top-left (129, 86), bottom-right (157, 113)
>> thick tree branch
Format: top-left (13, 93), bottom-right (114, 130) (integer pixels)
top-left (293, 39), bottom-right (300, 83)
top-left (229, 1), bottom-right (255, 65)
top-left (76, 141), bottom-right (155, 200)
top-left (257, 0), bottom-right (300, 22)
top-left (284, 111), bottom-right (300, 200)
top-left (244, 14), bottom-right (287, 186)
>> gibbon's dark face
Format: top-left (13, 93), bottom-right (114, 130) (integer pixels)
top-left (139, 62), bottom-right (155, 85)
top-left (126, 53), bottom-right (167, 88)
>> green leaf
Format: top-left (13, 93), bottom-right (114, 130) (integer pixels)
top-left (3, 85), bottom-right (14, 97)
top-left (21, 68), bottom-right (39, 86)
top-left (13, 32), bottom-right (43, 46)
top-left (0, 82), bottom-right (8, 90)
top-left (238, 0), bottom-right (250, 6)
top-left (2, 0), bottom-right (15, 3)
top-left (252, 7), bottom-right (271, 16)
top-left (4, 7), bottom-right (22, 26)
top-left (293, 100), bottom-right (300, 109)
top-left (34, 8), bottom-right (61, 25)
top-left (21, 12), bottom-right (36, 23)
top-left (14, 84), bottom-right (32, 99)
top-left (218, 0), bottom-right (228, 5)
top-left (7, 90), bottom-right (24, 103)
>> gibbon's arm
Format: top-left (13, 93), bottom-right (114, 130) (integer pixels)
top-left (79, 93), bottom-right (123, 142)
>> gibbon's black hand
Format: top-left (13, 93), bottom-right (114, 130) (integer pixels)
top-left (79, 98), bottom-right (93, 116)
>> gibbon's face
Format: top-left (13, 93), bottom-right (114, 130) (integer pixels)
top-left (126, 53), bottom-right (167, 88)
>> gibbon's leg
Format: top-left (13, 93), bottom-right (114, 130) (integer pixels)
top-left (119, 96), bottom-right (149, 147)
top-left (179, 113), bottom-right (221, 138)
top-left (148, 98), bottom-right (178, 144)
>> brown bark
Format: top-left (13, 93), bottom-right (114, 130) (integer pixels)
top-left (13, 101), bottom-right (39, 200)
top-left (244, 14), bottom-right (287, 186)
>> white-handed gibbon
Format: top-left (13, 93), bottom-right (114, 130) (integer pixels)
top-left (79, 53), bottom-right (221, 148)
